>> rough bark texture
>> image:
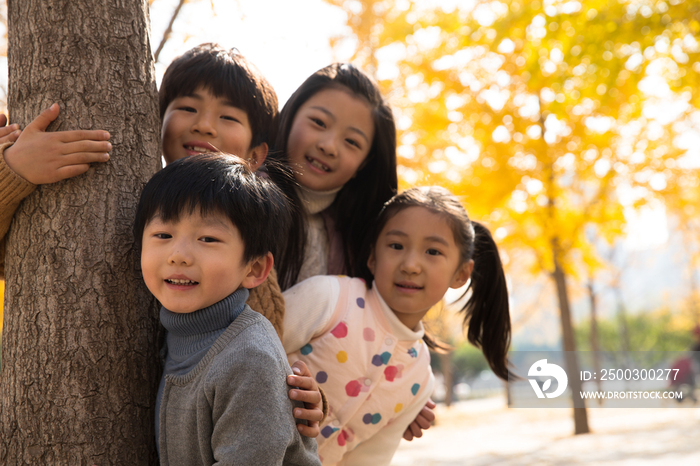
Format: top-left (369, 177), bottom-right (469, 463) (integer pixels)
top-left (0, 0), bottom-right (161, 464)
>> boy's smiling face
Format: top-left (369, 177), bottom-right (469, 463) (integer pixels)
top-left (141, 210), bottom-right (255, 313)
top-left (161, 86), bottom-right (267, 168)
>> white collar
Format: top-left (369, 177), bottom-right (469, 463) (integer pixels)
top-left (372, 281), bottom-right (426, 341)
top-left (296, 185), bottom-right (341, 215)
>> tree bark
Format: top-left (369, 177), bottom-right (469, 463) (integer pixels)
top-left (1, 0), bottom-right (161, 464)
top-left (551, 247), bottom-right (590, 435)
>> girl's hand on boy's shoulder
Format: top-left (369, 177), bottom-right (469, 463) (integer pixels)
top-left (3, 103), bottom-right (111, 185)
top-left (403, 398), bottom-right (436, 441)
top-left (287, 360), bottom-right (324, 438)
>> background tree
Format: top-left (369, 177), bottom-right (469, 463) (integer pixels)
top-left (0, 0), bottom-right (161, 463)
top-left (325, 0), bottom-right (700, 434)
top-left (422, 299), bottom-right (461, 406)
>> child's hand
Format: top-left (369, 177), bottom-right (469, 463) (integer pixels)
top-left (402, 398), bottom-right (436, 441)
top-left (0, 114), bottom-right (21, 146)
top-left (287, 360), bottom-right (324, 438)
top-left (3, 103), bottom-right (111, 185)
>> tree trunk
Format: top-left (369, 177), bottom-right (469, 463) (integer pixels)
top-left (439, 352), bottom-right (454, 407)
top-left (587, 278), bottom-right (603, 402)
top-left (1, 1), bottom-right (161, 464)
top-left (551, 246), bottom-right (590, 435)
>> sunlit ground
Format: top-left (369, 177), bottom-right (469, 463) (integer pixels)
top-left (391, 395), bottom-right (700, 465)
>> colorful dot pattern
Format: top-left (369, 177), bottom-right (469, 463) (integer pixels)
top-left (287, 277), bottom-right (433, 465)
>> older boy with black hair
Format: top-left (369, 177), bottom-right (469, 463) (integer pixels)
top-left (158, 43), bottom-right (277, 169)
top-left (134, 153), bottom-right (320, 465)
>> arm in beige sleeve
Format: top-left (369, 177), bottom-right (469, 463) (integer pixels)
top-left (246, 267), bottom-right (286, 339)
top-left (0, 141), bottom-right (37, 279)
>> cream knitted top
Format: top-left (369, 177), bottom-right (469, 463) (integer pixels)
top-left (296, 185), bottom-right (341, 284)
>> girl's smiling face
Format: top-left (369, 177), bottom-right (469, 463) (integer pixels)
top-left (286, 87), bottom-right (375, 192)
top-left (368, 206), bottom-right (472, 330)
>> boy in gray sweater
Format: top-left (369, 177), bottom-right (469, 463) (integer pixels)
top-left (133, 153), bottom-right (321, 465)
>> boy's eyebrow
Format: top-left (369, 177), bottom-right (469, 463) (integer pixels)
top-left (180, 91), bottom-right (203, 100)
top-left (385, 229), bottom-right (450, 247)
top-left (146, 212), bottom-right (233, 230)
top-left (199, 215), bottom-right (235, 230)
top-left (311, 106), bottom-right (371, 145)
top-left (180, 91), bottom-right (240, 109)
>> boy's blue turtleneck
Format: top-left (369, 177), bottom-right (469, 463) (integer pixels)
top-left (160, 287), bottom-right (249, 375)
top-left (155, 287), bottom-right (249, 450)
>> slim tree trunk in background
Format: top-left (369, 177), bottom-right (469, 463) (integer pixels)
top-left (1, 0), bottom-right (161, 463)
top-left (587, 278), bottom-right (603, 403)
top-left (438, 352), bottom-right (454, 407)
top-left (551, 247), bottom-right (589, 435)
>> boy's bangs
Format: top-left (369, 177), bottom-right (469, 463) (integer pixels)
top-left (147, 190), bottom-right (228, 227)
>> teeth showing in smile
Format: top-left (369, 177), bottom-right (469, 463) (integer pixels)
top-left (185, 145), bottom-right (210, 153)
top-left (166, 278), bottom-right (198, 285)
top-left (306, 156), bottom-right (330, 172)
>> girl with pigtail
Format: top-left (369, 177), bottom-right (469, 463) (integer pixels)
top-left (281, 186), bottom-right (512, 465)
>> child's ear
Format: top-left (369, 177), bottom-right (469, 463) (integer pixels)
top-left (366, 249), bottom-right (377, 276)
top-left (241, 252), bottom-right (274, 289)
top-left (450, 259), bottom-right (474, 289)
top-left (246, 142), bottom-right (268, 171)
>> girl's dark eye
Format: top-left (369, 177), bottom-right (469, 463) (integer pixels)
top-left (389, 243), bottom-right (403, 250)
top-left (222, 115), bottom-right (240, 123)
top-left (346, 138), bottom-right (360, 148)
top-left (311, 117), bottom-right (326, 128)
top-left (178, 106), bottom-right (196, 113)
top-left (154, 233), bottom-right (171, 239)
top-left (427, 248), bottom-right (441, 256)
top-left (200, 237), bottom-right (219, 243)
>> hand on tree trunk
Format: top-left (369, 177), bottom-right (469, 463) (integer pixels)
top-left (3, 103), bottom-right (112, 185)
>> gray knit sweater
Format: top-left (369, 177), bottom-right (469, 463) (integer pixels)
top-left (157, 289), bottom-right (321, 465)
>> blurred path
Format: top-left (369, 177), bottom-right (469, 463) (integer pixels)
top-left (391, 396), bottom-right (700, 465)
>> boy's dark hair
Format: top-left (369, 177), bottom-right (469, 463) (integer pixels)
top-left (159, 43), bottom-right (279, 149)
top-left (267, 63), bottom-right (397, 289)
top-left (360, 186), bottom-right (512, 381)
top-left (133, 153), bottom-right (291, 264)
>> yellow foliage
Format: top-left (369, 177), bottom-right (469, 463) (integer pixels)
top-left (325, 0), bottom-right (700, 284)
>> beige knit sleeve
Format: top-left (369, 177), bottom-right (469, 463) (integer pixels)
top-left (0, 142), bottom-right (37, 279)
top-left (246, 267), bottom-right (285, 340)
